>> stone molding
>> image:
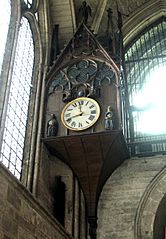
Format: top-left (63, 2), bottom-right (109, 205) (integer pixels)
top-left (135, 161), bottom-right (166, 239)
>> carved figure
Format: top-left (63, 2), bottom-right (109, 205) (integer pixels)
top-left (79, 1), bottom-right (92, 24)
top-left (105, 106), bottom-right (114, 130)
top-left (47, 113), bottom-right (58, 137)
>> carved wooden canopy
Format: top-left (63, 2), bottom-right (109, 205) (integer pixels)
top-left (43, 130), bottom-right (129, 232)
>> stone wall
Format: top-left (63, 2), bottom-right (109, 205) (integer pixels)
top-left (97, 155), bottom-right (166, 239)
top-left (37, 143), bottom-right (87, 238)
top-left (0, 162), bottom-right (73, 239)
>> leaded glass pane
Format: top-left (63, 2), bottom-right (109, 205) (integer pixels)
top-left (23, 0), bottom-right (33, 8)
top-left (0, 17), bottom-right (34, 179)
top-left (124, 19), bottom-right (166, 155)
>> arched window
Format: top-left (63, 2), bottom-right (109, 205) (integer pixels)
top-left (124, 18), bottom-right (166, 155)
top-left (0, 0), bottom-right (11, 73)
top-left (0, 2), bottom-right (35, 179)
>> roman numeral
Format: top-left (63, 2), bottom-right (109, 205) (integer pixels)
top-left (85, 101), bottom-right (89, 106)
top-left (89, 105), bottom-right (95, 109)
top-left (78, 101), bottom-right (84, 106)
top-left (89, 115), bottom-right (95, 121)
top-left (65, 113), bottom-right (71, 118)
top-left (67, 108), bottom-right (73, 111)
top-left (71, 121), bottom-right (76, 127)
top-left (72, 103), bottom-right (77, 107)
top-left (91, 110), bottom-right (96, 114)
top-left (86, 120), bottom-right (90, 125)
top-left (78, 122), bottom-right (83, 128)
top-left (66, 118), bottom-right (72, 123)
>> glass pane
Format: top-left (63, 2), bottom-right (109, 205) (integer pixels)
top-left (23, 0), bottom-right (33, 8)
top-left (124, 19), bottom-right (166, 155)
top-left (0, 17), bottom-right (34, 179)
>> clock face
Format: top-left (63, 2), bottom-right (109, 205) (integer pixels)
top-left (61, 97), bottom-right (100, 131)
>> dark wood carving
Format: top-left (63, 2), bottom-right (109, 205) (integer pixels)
top-left (46, 23), bottom-right (119, 91)
top-left (45, 23), bottom-right (121, 137)
top-left (44, 24), bottom-right (127, 238)
top-left (43, 130), bottom-right (129, 238)
top-left (48, 59), bottom-right (118, 103)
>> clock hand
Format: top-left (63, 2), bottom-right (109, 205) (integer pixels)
top-left (81, 112), bottom-right (91, 116)
top-left (78, 104), bottom-right (82, 113)
top-left (68, 112), bottom-right (83, 120)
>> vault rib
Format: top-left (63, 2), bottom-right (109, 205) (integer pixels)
top-left (91, 0), bottom-right (108, 34)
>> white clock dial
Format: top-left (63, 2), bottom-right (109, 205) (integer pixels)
top-left (61, 97), bottom-right (100, 131)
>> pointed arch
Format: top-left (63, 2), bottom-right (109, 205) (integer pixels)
top-left (0, 0), bottom-right (43, 182)
top-left (123, 0), bottom-right (166, 46)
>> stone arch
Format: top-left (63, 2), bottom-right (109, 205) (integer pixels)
top-left (134, 165), bottom-right (166, 239)
top-left (20, 11), bottom-right (44, 189)
top-left (123, 0), bottom-right (166, 46)
top-left (153, 194), bottom-right (166, 239)
top-left (23, 11), bottom-right (43, 69)
top-left (97, 156), bottom-right (166, 239)
top-left (23, 0), bottom-right (56, 194)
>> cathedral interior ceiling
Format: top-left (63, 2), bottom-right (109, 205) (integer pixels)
top-left (48, 0), bottom-right (158, 49)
